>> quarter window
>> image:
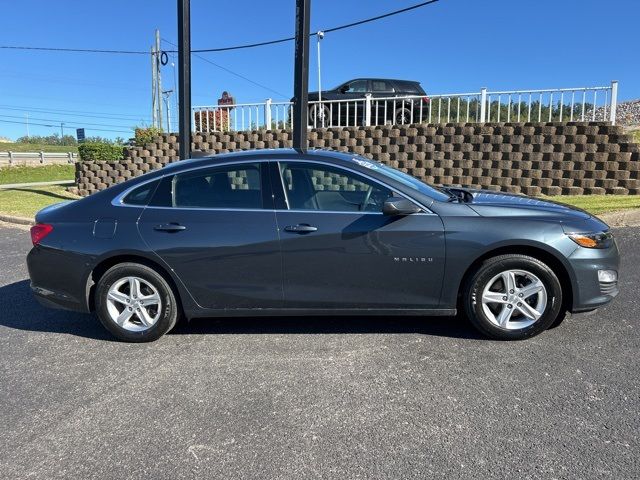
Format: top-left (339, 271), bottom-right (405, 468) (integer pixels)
top-left (279, 162), bottom-right (393, 213)
top-left (122, 180), bottom-right (159, 206)
top-left (172, 163), bottom-right (263, 209)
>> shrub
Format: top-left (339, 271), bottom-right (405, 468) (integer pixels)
top-left (78, 143), bottom-right (125, 161)
top-left (194, 108), bottom-right (231, 132)
top-left (135, 127), bottom-right (163, 146)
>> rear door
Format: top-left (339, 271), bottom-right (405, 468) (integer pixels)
top-left (272, 160), bottom-right (446, 309)
top-left (137, 161), bottom-right (283, 309)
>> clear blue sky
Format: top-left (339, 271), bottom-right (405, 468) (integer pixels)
top-left (0, 0), bottom-right (637, 140)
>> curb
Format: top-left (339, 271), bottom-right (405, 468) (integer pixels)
top-left (0, 180), bottom-right (75, 190)
top-left (0, 214), bottom-right (34, 226)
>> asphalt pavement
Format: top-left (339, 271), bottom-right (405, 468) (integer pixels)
top-left (0, 221), bottom-right (638, 479)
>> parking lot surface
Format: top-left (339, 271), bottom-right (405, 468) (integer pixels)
top-left (0, 222), bottom-right (638, 479)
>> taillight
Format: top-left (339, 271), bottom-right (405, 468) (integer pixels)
top-left (422, 97), bottom-right (430, 104)
top-left (30, 224), bottom-right (53, 246)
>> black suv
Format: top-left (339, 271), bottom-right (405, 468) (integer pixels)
top-left (303, 78), bottom-right (429, 127)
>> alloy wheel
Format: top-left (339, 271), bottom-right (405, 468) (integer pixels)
top-left (480, 269), bottom-right (547, 330)
top-left (106, 276), bottom-right (162, 332)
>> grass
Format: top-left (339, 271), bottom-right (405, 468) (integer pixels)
top-left (630, 129), bottom-right (640, 144)
top-left (0, 185), bottom-right (79, 218)
top-left (0, 142), bottom-right (78, 153)
top-left (546, 195), bottom-right (640, 215)
top-left (0, 164), bottom-right (75, 185)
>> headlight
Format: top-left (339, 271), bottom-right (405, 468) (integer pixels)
top-left (567, 231), bottom-right (613, 249)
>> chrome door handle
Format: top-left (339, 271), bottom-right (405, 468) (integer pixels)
top-left (284, 224), bottom-right (318, 234)
top-left (153, 223), bottom-right (186, 232)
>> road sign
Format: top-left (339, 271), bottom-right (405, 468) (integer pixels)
top-left (76, 128), bottom-right (86, 143)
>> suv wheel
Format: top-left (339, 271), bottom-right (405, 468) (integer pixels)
top-left (95, 262), bottom-right (179, 342)
top-left (463, 254), bottom-right (564, 340)
top-left (309, 104), bottom-right (331, 127)
top-left (395, 107), bottom-right (412, 125)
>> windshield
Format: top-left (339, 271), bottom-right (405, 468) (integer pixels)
top-left (351, 157), bottom-right (452, 202)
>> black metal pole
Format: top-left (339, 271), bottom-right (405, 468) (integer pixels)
top-left (177, 0), bottom-right (191, 159)
top-left (292, 0), bottom-right (311, 152)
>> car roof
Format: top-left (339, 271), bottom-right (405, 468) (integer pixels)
top-left (345, 78), bottom-right (421, 84)
top-left (162, 148), bottom-right (360, 171)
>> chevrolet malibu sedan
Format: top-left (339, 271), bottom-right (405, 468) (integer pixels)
top-left (27, 149), bottom-right (620, 342)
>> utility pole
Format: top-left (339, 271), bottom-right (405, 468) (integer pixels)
top-left (60, 122), bottom-right (65, 138)
top-left (177, 0), bottom-right (192, 159)
top-left (25, 113), bottom-right (29, 138)
top-left (316, 30), bottom-right (324, 127)
top-left (163, 89), bottom-right (174, 132)
top-left (292, 0), bottom-right (311, 151)
top-left (155, 29), bottom-right (163, 129)
top-left (151, 45), bottom-right (157, 128)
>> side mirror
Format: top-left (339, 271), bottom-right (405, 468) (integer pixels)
top-left (383, 197), bottom-right (422, 216)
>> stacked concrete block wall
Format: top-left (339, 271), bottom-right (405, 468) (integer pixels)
top-left (75, 122), bottom-right (640, 197)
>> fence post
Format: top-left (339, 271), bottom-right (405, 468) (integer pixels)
top-left (8, 151), bottom-right (13, 165)
top-left (364, 94), bottom-right (372, 127)
top-left (39, 151), bottom-right (45, 164)
top-left (479, 87), bottom-right (487, 123)
top-left (610, 80), bottom-right (618, 125)
top-left (265, 98), bottom-right (272, 129)
top-left (68, 152), bottom-right (73, 163)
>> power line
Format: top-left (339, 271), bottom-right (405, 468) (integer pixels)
top-left (0, 104), bottom-right (151, 120)
top-left (0, 113), bottom-right (135, 129)
top-left (0, 1), bottom-right (440, 56)
top-left (162, 38), bottom-right (287, 98)
top-left (189, 0), bottom-right (440, 53)
top-left (0, 118), bottom-right (132, 134)
top-left (0, 45), bottom-right (147, 55)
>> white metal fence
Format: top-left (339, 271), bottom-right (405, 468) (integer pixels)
top-left (192, 81), bottom-right (619, 133)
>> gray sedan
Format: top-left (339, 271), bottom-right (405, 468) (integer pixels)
top-left (27, 149), bottom-right (620, 342)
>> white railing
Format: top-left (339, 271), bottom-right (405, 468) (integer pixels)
top-left (192, 81), bottom-right (619, 133)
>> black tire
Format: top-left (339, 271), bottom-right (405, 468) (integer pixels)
top-left (95, 262), bottom-right (179, 342)
top-left (309, 104), bottom-right (331, 127)
top-left (395, 107), bottom-right (411, 125)
top-left (463, 254), bottom-right (563, 340)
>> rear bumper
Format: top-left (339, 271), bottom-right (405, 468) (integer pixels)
top-left (568, 241), bottom-right (620, 313)
top-left (27, 246), bottom-right (92, 313)
top-left (31, 284), bottom-right (87, 312)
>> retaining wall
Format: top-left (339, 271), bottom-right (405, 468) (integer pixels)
top-left (74, 122), bottom-right (640, 197)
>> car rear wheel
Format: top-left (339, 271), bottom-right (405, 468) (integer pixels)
top-left (463, 254), bottom-right (563, 340)
top-left (95, 262), bottom-right (179, 342)
top-left (395, 107), bottom-right (412, 125)
top-left (309, 104), bottom-right (331, 127)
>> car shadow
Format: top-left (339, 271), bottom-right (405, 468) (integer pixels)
top-left (0, 280), bottom-right (114, 341)
top-left (0, 280), bottom-right (482, 341)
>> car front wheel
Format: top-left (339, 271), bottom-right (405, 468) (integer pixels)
top-left (463, 254), bottom-right (564, 340)
top-left (95, 262), bottom-right (179, 342)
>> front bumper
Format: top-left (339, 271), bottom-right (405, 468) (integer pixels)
top-left (567, 239), bottom-right (620, 312)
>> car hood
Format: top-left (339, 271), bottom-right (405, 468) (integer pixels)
top-left (459, 189), bottom-right (592, 220)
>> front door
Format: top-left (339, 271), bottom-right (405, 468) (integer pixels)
top-left (137, 161), bottom-right (283, 309)
top-left (273, 161), bottom-right (445, 309)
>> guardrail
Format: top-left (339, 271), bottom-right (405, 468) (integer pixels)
top-left (0, 151), bottom-right (78, 167)
top-left (192, 81), bottom-right (619, 132)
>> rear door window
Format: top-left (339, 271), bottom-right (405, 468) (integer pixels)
top-left (371, 80), bottom-right (394, 93)
top-left (172, 163), bottom-right (263, 209)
